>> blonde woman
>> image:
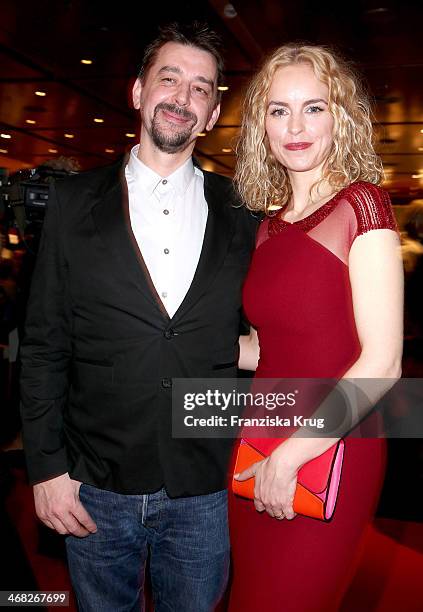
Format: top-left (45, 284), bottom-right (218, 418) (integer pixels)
top-left (229, 45), bottom-right (403, 611)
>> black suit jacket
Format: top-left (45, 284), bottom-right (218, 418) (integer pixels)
top-left (20, 157), bottom-right (258, 496)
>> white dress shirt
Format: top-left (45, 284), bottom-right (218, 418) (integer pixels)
top-left (125, 145), bottom-right (208, 318)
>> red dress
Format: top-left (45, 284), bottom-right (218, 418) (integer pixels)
top-left (228, 182), bottom-right (397, 612)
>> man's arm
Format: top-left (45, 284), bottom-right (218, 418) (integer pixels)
top-left (20, 179), bottom-right (71, 481)
top-left (20, 180), bottom-right (96, 537)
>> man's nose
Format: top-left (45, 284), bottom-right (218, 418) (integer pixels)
top-left (174, 83), bottom-right (190, 107)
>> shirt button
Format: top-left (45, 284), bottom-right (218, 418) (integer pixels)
top-left (161, 291), bottom-right (167, 298)
top-left (162, 179), bottom-right (168, 185)
top-left (163, 209), bottom-right (169, 215)
top-left (164, 329), bottom-right (174, 340)
top-left (164, 248), bottom-right (169, 255)
top-left (161, 378), bottom-right (172, 388)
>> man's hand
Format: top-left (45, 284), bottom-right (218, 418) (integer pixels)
top-left (33, 473), bottom-right (97, 537)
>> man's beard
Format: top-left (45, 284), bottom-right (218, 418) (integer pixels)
top-left (150, 103), bottom-right (198, 153)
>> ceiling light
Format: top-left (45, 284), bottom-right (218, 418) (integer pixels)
top-left (1, 133), bottom-right (11, 139)
top-left (35, 90), bottom-right (46, 97)
top-left (223, 3), bottom-right (237, 18)
top-left (125, 133), bottom-right (136, 138)
top-left (197, 132), bottom-right (206, 137)
top-left (201, 162), bottom-right (215, 172)
top-left (411, 174), bottom-right (423, 179)
top-left (418, 147), bottom-right (423, 152)
top-left (421, 129), bottom-right (423, 134)
top-left (0, 148), bottom-right (8, 154)
top-left (105, 148), bottom-right (115, 153)
top-left (48, 148), bottom-right (58, 153)
top-left (8, 231), bottom-right (20, 246)
top-left (26, 119), bottom-right (36, 124)
top-left (366, 7), bottom-right (390, 14)
top-left (94, 118), bottom-right (104, 123)
top-left (81, 59), bottom-right (93, 65)
top-left (64, 133), bottom-right (74, 139)
top-left (217, 86), bottom-right (229, 92)
top-left (222, 148), bottom-right (232, 153)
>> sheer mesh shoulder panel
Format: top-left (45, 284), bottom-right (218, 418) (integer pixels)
top-left (256, 217), bottom-right (271, 248)
top-left (308, 183), bottom-right (397, 265)
top-left (307, 199), bottom-right (357, 265)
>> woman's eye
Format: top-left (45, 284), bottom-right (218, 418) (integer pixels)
top-left (270, 108), bottom-right (288, 116)
top-left (306, 105), bottom-right (324, 113)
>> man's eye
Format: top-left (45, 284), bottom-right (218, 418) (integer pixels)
top-left (194, 86), bottom-right (209, 96)
top-left (162, 77), bottom-right (175, 83)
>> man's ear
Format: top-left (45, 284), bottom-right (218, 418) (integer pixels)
top-left (132, 78), bottom-right (142, 110)
top-left (205, 103), bottom-right (221, 132)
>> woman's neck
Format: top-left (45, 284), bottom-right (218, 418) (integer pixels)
top-left (286, 167), bottom-right (333, 214)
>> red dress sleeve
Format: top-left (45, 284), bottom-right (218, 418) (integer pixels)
top-left (345, 181), bottom-right (398, 238)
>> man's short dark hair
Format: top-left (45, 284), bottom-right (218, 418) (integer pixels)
top-left (138, 22), bottom-right (225, 101)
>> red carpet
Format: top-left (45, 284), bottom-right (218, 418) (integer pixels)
top-left (341, 519), bottom-right (423, 612)
top-left (4, 463), bottom-right (423, 612)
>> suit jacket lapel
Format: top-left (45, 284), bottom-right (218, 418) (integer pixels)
top-left (171, 172), bottom-right (235, 324)
top-left (91, 158), bottom-right (169, 318)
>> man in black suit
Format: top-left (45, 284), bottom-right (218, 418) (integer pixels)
top-left (20, 22), bottom-right (257, 612)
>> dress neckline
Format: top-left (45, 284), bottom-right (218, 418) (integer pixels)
top-left (268, 183), bottom-right (353, 235)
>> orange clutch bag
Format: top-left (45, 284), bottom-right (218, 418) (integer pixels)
top-left (232, 437), bottom-right (345, 521)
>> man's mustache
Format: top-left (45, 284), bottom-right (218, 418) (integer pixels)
top-left (154, 103), bottom-right (197, 124)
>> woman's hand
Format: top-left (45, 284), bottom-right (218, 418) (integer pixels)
top-left (238, 327), bottom-right (260, 371)
top-left (235, 448), bottom-right (299, 520)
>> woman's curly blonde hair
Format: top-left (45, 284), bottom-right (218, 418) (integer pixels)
top-left (235, 44), bottom-right (384, 214)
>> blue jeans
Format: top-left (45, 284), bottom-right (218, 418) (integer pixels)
top-left (66, 485), bottom-right (229, 612)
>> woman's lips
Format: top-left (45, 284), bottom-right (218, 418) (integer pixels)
top-left (284, 142), bottom-right (313, 151)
